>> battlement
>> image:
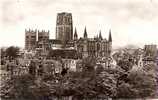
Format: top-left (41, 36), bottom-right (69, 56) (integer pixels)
top-left (57, 12), bottom-right (72, 16)
top-left (25, 29), bottom-right (37, 33)
top-left (25, 29), bottom-right (49, 35)
top-left (37, 30), bottom-right (49, 34)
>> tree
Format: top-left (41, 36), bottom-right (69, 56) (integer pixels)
top-left (1, 75), bottom-right (34, 100)
top-left (116, 52), bottom-right (134, 72)
top-left (1, 48), bottom-right (6, 65)
top-left (116, 63), bottom-right (157, 98)
top-left (82, 57), bottom-right (96, 77)
top-left (95, 64), bottom-right (104, 74)
top-left (1, 75), bottom-right (51, 100)
top-left (6, 46), bottom-right (19, 60)
top-left (50, 69), bottom-right (117, 99)
top-left (29, 60), bottom-right (37, 77)
top-left (112, 51), bottom-right (121, 63)
top-left (117, 59), bottom-right (133, 72)
top-left (82, 57), bottom-right (96, 72)
top-left (1, 48), bottom-right (6, 58)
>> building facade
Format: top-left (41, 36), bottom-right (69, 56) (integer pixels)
top-left (36, 30), bottom-right (49, 51)
top-left (56, 12), bottom-right (73, 46)
top-left (25, 12), bottom-right (112, 59)
top-left (25, 29), bottom-right (50, 53)
top-left (144, 44), bottom-right (157, 58)
top-left (25, 29), bottom-right (37, 51)
top-left (76, 27), bottom-right (112, 58)
top-left (142, 44), bottom-right (157, 66)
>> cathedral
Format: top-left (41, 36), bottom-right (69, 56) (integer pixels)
top-left (76, 28), bottom-right (112, 58)
top-left (25, 12), bottom-right (112, 58)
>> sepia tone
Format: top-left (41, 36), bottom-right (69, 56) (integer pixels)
top-left (1, 0), bottom-right (158, 100)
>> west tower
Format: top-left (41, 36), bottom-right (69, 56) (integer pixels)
top-left (37, 30), bottom-right (49, 51)
top-left (25, 29), bottom-right (37, 51)
top-left (56, 12), bottom-right (73, 46)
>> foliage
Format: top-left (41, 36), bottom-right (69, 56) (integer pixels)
top-left (113, 51), bottom-right (134, 72)
top-left (1, 55), bottom-right (157, 99)
top-left (1, 75), bottom-right (34, 100)
top-left (5, 46), bottom-right (19, 60)
top-left (1, 75), bottom-right (51, 100)
top-left (117, 59), bottom-right (133, 72)
top-left (28, 60), bottom-right (37, 76)
top-left (113, 50), bottom-right (157, 98)
top-left (45, 69), bottom-right (117, 98)
top-left (82, 57), bottom-right (96, 77)
top-left (1, 48), bottom-right (6, 58)
top-left (116, 63), bottom-right (157, 98)
top-left (1, 48), bottom-right (6, 65)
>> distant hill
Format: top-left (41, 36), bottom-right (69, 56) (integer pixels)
top-left (113, 44), bottom-right (140, 51)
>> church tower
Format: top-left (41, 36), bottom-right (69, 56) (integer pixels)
top-left (25, 29), bottom-right (37, 51)
top-left (56, 12), bottom-right (73, 45)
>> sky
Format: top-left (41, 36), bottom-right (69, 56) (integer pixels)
top-left (1, 0), bottom-right (158, 48)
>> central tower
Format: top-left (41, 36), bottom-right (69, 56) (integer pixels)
top-left (56, 12), bottom-right (73, 45)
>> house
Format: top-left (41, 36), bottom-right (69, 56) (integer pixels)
top-left (62, 59), bottom-right (78, 72)
top-left (142, 56), bottom-right (155, 66)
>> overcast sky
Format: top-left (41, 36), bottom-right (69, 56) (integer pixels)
top-left (1, 0), bottom-right (158, 48)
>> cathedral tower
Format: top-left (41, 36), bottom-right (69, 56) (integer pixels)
top-left (56, 12), bottom-right (73, 45)
top-left (25, 29), bottom-right (37, 51)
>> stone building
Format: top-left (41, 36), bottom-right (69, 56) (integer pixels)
top-left (25, 29), bottom-right (50, 57)
top-left (76, 27), bottom-right (112, 58)
top-left (62, 59), bottom-right (78, 72)
top-left (49, 39), bottom-right (63, 49)
top-left (142, 44), bottom-right (157, 66)
top-left (144, 44), bottom-right (157, 58)
top-left (36, 30), bottom-right (50, 51)
top-left (56, 12), bottom-right (73, 46)
top-left (25, 12), bottom-right (112, 59)
top-left (25, 29), bottom-right (37, 51)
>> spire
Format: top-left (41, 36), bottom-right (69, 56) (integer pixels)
top-left (108, 29), bottom-right (112, 42)
top-left (84, 26), bottom-right (87, 38)
top-left (99, 30), bottom-right (103, 40)
top-left (97, 34), bottom-right (99, 39)
top-left (74, 27), bottom-right (78, 40)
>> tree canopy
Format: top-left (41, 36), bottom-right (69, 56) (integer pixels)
top-left (5, 46), bottom-right (20, 60)
top-left (116, 63), bottom-right (157, 98)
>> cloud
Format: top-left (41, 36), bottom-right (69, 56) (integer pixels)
top-left (2, 1), bottom-right (18, 25)
top-left (1, 0), bottom-right (158, 47)
top-left (2, 0), bottom-right (157, 26)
